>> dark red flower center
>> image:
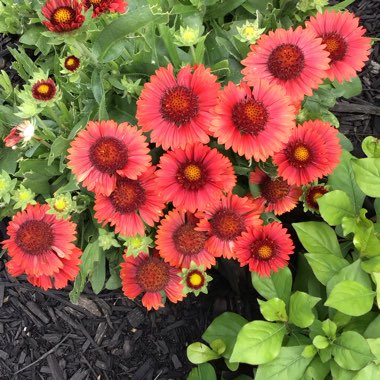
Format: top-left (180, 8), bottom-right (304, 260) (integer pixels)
top-left (186, 269), bottom-right (205, 290)
top-left (15, 220), bottom-right (54, 256)
top-left (90, 137), bottom-right (128, 174)
top-left (136, 257), bottom-right (170, 292)
top-left (160, 85), bottom-right (199, 126)
top-left (64, 55), bottom-right (80, 72)
top-left (251, 239), bottom-right (276, 261)
top-left (306, 185), bottom-right (328, 210)
top-left (261, 177), bottom-right (290, 203)
top-left (211, 209), bottom-right (244, 240)
top-left (232, 98), bottom-right (268, 136)
top-left (110, 178), bottom-right (145, 213)
top-left (176, 162), bottom-right (206, 190)
top-left (286, 143), bottom-right (312, 168)
top-left (52, 6), bottom-right (76, 25)
top-left (32, 80), bottom-right (57, 101)
top-left (322, 33), bottom-right (347, 63)
top-left (268, 44), bottom-right (305, 80)
top-left (173, 224), bottom-right (207, 256)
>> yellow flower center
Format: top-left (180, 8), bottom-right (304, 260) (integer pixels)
top-left (189, 272), bottom-right (203, 287)
top-left (19, 191), bottom-right (31, 201)
top-left (53, 7), bottom-right (74, 24)
top-left (36, 84), bottom-right (50, 95)
top-left (130, 237), bottom-right (143, 249)
top-left (89, 0), bottom-right (102, 3)
top-left (312, 192), bottom-right (324, 204)
top-left (257, 244), bottom-right (273, 260)
top-left (182, 30), bottom-right (197, 44)
top-left (0, 179), bottom-right (6, 191)
top-left (66, 58), bottom-right (75, 66)
top-left (183, 164), bottom-right (202, 182)
top-left (242, 26), bottom-right (256, 38)
top-left (54, 198), bottom-right (67, 212)
top-left (293, 145), bottom-right (310, 162)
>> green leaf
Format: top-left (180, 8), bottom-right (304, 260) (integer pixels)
top-left (362, 136), bottom-right (380, 158)
top-left (105, 271), bottom-right (122, 290)
top-left (332, 331), bottom-right (374, 370)
top-left (305, 254), bottom-right (349, 285)
top-left (48, 136), bottom-right (70, 166)
top-left (258, 298), bottom-right (288, 322)
top-left (330, 361), bottom-right (356, 380)
top-left (293, 222), bottom-right (341, 256)
top-left (353, 363), bottom-right (380, 380)
top-left (251, 267), bottom-right (292, 304)
top-left (367, 338), bottom-right (380, 361)
top-left (313, 335), bottom-right (330, 349)
top-left (372, 273), bottom-right (380, 309)
top-left (90, 250), bottom-right (105, 294)
top-left (352, 158), bottom-right (380, 197)
top-left (91, 70), bottom-right (104, 105)
top-left (254, 346), bottom-right (313, 380)
top-left (317, 190), bottom-right (355, 226)
top-left (328, 151), bottom-right (365, 214)
top-left (187, 363), bottom-right (216, 380)
top-left (322, 319), bottom-right (337, 339)
top-left (325, 280), bottom-right (375, 316)
top-left (205, 0), bottom-right (246, 19)
top-left (210, 339), bottom-right (226, 355)
top-left (332, 76), bottom-right (362, 99)
top-left (187, 343), bottom-right (220, 364)
top-left (303, 356), bottom-right (331, 380)
top-left (224, 357), bottom-right (239, 372)
top-left (230, 321), bottom-right (286, 365)
top-left (364, 315), bottom-right (380, 338)
top-left (202, 312), bottom-right (247, 359)
top-left (328, 0), bottom-right (357, 11)
top-left (361, 256), bottom-right (380, 273)
top-left (0, 148), bottom-right (19, 174)
top-left (289, 292), bottom-right (320, 328)
top-left (338, 132), bottom-right (354, 152)
top-left (17, 159), bottom-right (61, 177)
top-left (302, 345), bottom-right (317, 359)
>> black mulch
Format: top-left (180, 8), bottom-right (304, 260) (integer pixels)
top-left (1, 0), bottom-right (380, 379)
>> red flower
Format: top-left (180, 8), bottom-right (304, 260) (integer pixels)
top-left (64, 55), bottom-right (80, 72)
top-left (304, 184), bottom-right (329, 212)
top-left (195, 194), bottom-right (265, 259)
top-left (4, 128), bottom-right (23, 148)
top-left (306, 11), bottom-right (371, 83)
top-left (3, 203), bottom-right (81, 290)
top-left (156, 209), bottom-right (216, 269)
top-left (94, 166), bottom-right (165, 237)
top-left (31, 79), bottom-right (57, 101)
top-left (120, 252), bottom-right (184, 310)
top-left (84, 0), bottom-right (128, 17)
top-left (235, 222), bottom-right (294, 277)
top-left (42, 0), bottom-right (85, 33)
top-left (136, 64), bottom-right (220, 150)
top-left (210, 81), bottom-right (295, 162)
top-left (155, 143), bottom-right (236, 213)
top-left (67, 120), bottom-right (151, 196)
top-left (249, 168), bottom-right (302, 215)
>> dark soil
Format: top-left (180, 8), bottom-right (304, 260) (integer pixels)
top-left (0, 1), bottom-right (379, 379)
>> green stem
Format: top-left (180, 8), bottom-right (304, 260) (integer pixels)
top-left (190, 45), bottom-right (197, 65)
top-left (33, 135), bottom-right (52, 149)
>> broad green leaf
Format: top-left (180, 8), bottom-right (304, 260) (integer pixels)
top-left (328, 151), bottom-right (365, 214)
top-left (0, 147), bottom-right (19, 174)
top-left (187, 343), bottom-right (220, 364)
top-left (325, 280), bottom-right (375, 316)
top-left (364, 315), bottom-right (380, 338)
top-left (328, 0), bottom-right (357, 10)
top-left (362, 136), bottom-right (380, 158)
top-left (205, 0), bottom-right (246, 19)
top-left (302, 345), bottom-right (317, 359)
top-left (289, 292), bottom-right (320, 328)
top-left (303, 356), bottom-right (331, 380)
top-left (353, 219), bottom-right (380, 257)
top-left (332, 331), bottom-right (374, 370)
top-left (353, 363), bottom-right (380, 380)
top-left (367, 338), bottom-right (380, 360)
top-left (202, 312), bottom-right (247, 358)
top-left (352, 158), bottom-right (380, 197)
top-left (317, 190), bottom-right (355, 226)
top-left (330, 361), bottom-right (356, 380)
top-left (187, 363), bottom-right (216, 380)
top-left (293, 222), bottom-right (341, 256)
top-left (90, 249), bottom-right (105, 294)
top-left (17, 159), bottom-right (61, 177)
top-left (373, 273), bottom-right (380, 309)
top-left (48, 136), bottom-right (70, 166)
top-left (251, 267), bottom-right (292, 304)
top-left (313, 336), bottom-right (329, 349)
top-left (338, 132), bottom-right (354, 152)
top-left (332, 76), bottom-right (362, 99)
top-left (361, 256), bottom-right (380, 273)
top-left (258, 298), bottom-right (288, 322)
top-left (210, 339), bottom-right (226, 355)
top-left (305, 253), bottom-right (349, 285)
top-left (230, 321), bottom-right (286, 365)
top-left (322, 319), bottom-right (337, 339)
top-left (254, 346), bottom-right (313, 380)
top-left (224, 357), bottom-right (239, 372)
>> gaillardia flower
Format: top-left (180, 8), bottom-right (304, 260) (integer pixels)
top-left (64, 55), bottom-right (80, 72)
top-left (302, 183), bottom-right (329, 213)
top-left (32, 79), bottom-right (57, 101)
top-left (156, 209), bottom-right (216, 269)
top-left (155, 143), bottom-right (236, 213)
top-left (241, 26), bottom-right (330, 101)
top-left (3, 203), bottom-right (81, 289)
top-left (235, 222), bottom-right (294, 277)
top-left (211, 81), bottom-right (295, 162)
top-left (84, 0), bottom-right (128, 17)
top-left (42, 0), bottom-right (85, 33)
top-left (120, 252), bottom-right (184, 310)
top-left (136, 64), bottom-right (220, 150)
top-left (181, 262), bottom-right (212, 296)
top-left (94, 166), bottom-right (165, 237)
top-left (306, 11), bottom-right (371, 83)
top-left (249, 168), bottom-right (302, 215)
top-left (195, 194), bottom-right (265, 259)
top-left (67, 120), bottom-right (151, 196)
top-left (273, 120), bottom-right (341, 186)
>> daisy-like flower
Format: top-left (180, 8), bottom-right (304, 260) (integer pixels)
top-left (156, 209), bottom-right (216, 269)
top-left (195, 194), bottom-right (265, 259)
top-left (211, 81), bottom-right (295, 162)
top-left (235, 222), bottom-right (294, 277)
top-left (67, 120), bottom-right (151, 196)
top-left (302, 183), bottom-right (329, 213)
top-left (64, 55), bottom-right (80, 72)
top-left (181, 262), bottom-right (212, 296)
top-left (305, 11), bottom-right (371, 83)
top-left (42, 0), bottom-right (85, 33)
top-left (120, 252), bottom-right (184, 310)
top-left (136, 64), bottom-right (220, 150)
top-left (32, 79), bottom-right (57, 101)
top-left (94, 166), bottom-right (165, 237)
top-left (3, 203), bottom-right (81, 289)
top-left (249, 168), bottom-right (302, 215)
top-left (84, 0), bottom-right (128, 17)
top-left (155, 143), bottom-right (236, 213)
top-left (241, 26), bottom-right (330, 101)
top-left (273, 120), bottom-right (341, 186)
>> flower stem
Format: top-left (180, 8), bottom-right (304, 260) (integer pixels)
top-left (190, 45), bottom-right (197, 65)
